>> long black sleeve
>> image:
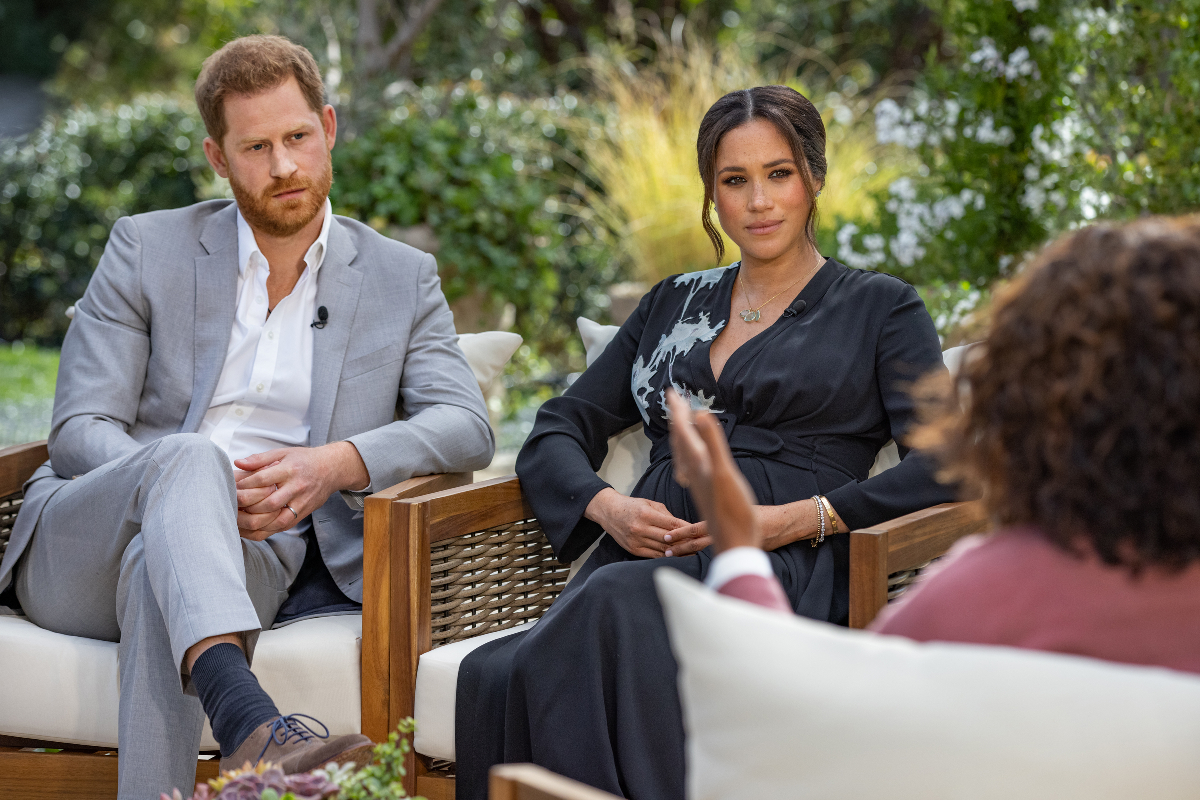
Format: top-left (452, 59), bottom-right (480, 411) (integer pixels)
top-left (516, 283), bottom-right (666, 561)
top-left (824, 282), bottom-right (958, 529)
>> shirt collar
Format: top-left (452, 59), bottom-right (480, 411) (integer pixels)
top-left (235, 197), bottom-right (334, 278)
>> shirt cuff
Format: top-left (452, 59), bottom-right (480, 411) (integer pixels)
top-left (340, 490), bottom-right (370, 510)
top-left (705, 547), bottom-right (774, 591)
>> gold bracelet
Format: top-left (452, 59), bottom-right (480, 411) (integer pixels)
top-left (819, 496), bottom-right (839, 536)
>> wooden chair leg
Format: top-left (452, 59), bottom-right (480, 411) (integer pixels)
top-left (0, 748), bottom-right (219, 800)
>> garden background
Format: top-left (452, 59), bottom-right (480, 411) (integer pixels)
top-left (3, 0), bottom-right (1199, 453)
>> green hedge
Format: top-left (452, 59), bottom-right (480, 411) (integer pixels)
top-left (0, 95), bottom-right (205, 344)
top-left (1, 88), bottom-right (618, 381)
top-left (331, 86), bottom-right (616, 369)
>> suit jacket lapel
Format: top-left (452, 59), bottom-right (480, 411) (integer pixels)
top-left (182, 205), bottom-right (240, 433)
top-left (308, 217), bottom-right (362, 447)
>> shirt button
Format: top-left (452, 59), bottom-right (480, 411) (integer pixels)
top-left (256, 383), bottom-right (265, 393)
top-left (267, 331), bottom-right (275, 340)
top-left (235, 408), bottom-right (244, 417)
top-left (256, 296), bottom-right (264, 304)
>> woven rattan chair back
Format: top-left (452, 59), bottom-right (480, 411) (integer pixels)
top-left (430, 519), bottom-right (568, 647)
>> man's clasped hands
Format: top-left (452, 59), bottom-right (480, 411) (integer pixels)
top-left (231, 441), bottom-right (370, 541)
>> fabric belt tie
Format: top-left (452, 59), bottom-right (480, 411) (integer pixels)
top-left (648, 416), bottom-right (876, 475)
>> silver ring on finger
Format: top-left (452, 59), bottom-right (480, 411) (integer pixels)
top-left (284, 503), bottom-right (298, 520)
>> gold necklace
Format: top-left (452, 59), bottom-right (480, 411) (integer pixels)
top-left (738, 269), bottom-right (805, 323)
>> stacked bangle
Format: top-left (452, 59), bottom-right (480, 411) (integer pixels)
top-left (810, 495), bottom-right (826, 547)
top-left (820, 496), bottom-right (839, 537)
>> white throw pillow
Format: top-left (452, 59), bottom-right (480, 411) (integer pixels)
top-left (655, 569), bottom-right (1200, 800)
top-left (577, 317), bottom-right (651, 496)
top-left (456, 331), bottom-right (523, 394)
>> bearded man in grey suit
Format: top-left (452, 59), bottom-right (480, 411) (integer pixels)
top-left (0, 35), bottom-right (494, 798)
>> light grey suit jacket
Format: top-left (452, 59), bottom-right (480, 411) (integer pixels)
top-left (0, 200), bottom-right (494, 602)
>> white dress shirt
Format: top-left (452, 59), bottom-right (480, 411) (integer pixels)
top-left (704, 546), bottom-right (774, 591)
top-left (197, 199), bottom-right (332, 533)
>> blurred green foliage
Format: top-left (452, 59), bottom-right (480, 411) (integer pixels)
top-left (0, 344), bottom-right (58, 402)
top-left (0, 96), bottom-right (206, 344)
top-left (836, 0), bottom-right (1200, 297)
top-left (332, 84), bottom-right (617, 369)
top-left (1062, 1), bottom-right (1200, 216)
top-left (0, 343), bottom-right (58, 446)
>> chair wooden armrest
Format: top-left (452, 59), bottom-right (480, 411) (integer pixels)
top-left (848, 500), bottom-right (988, 628)
top-left (359, 470), bottom-right (474, 740)
top-left (364, 475), bottom-right (570, 798)
top-left (490, 764), bottom-right (622, 800)
top-left (0, 441), bottom-right (49, 496)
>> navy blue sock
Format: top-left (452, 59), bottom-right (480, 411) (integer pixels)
top-left (191, 642), bottom-right (280, 757)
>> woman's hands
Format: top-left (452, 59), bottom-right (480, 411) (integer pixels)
top-left (586, 390), bottom-right (848, 558)
top-left (584, 488), bottom-right (712, 558)
top-left (667, 390), bottom-right (761, 553)
top-left (667, 390), bottom-right (847, 551)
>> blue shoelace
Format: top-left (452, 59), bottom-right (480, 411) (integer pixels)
top-left (256, 713), bottom-right (330, 766)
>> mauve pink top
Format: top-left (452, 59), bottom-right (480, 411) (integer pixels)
top-left (870, 526), bottom-right (1200, 674)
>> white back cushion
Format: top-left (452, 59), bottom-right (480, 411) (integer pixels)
top-left (456, 331), bottom-right (523, 394)
top-left (578, 317), bottom-right (652, 496)
top-left (577, 317), bottom-right (970, 486)
top-left (656, 569), bottom-right (1200, 800)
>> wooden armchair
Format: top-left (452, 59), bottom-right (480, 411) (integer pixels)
top-left (0, 439), bottom-right (472, 800)
top-left (378, 475), bottom-right (987, 798)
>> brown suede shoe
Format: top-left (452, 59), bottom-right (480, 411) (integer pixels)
top-left (219, 714), bottom-right (374, 774)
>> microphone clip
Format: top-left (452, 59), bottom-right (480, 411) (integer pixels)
top-left (311, 306), bottom-right (329, 329)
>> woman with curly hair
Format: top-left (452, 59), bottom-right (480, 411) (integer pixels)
top-left (685, 215), bottom-right (1200, 672)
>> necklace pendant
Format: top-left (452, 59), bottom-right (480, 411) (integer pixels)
top-left (739, 309), bottom-right (762, 323)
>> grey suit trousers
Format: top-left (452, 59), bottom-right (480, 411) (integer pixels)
top-left (14, 433), bottom-right (305, 799)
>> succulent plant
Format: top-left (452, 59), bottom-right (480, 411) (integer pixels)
top-left (162, 720), bottom-right (421, 800)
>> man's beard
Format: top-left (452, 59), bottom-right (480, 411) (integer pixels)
top-left (228, 153), bottom-right (333, 239)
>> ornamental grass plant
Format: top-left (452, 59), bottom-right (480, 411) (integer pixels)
top-left (573, 24), bottom-right (907, 285)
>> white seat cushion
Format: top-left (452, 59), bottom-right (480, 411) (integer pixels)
top-left (413, 622), bottom-right (533, 760)
top-left (656, 569), bottom-right (1200, 800)
top-left (0, 614), bottom-right (363, 749)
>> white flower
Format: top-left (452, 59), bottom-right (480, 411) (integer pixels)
top-left (967, 38), bottom-right (1041, 82)
top-left (1011, 0), bottom-right (1038, 11)
top-left (836, 223), bottom-right (888, 269)
top-left (1078, 186), bottom-right (1111, 220)
top-left (1022, 184), bottom-right (1048, 214)
top-left (1030, 25), bottom-right (1053, 43)
top-left (966, 114), bottom-right (1015, 146)
top-left (889, 177), bottom-right (918, 202)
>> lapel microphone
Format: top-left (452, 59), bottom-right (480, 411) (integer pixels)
top-left (311, 306), bottom-right (329, 329)
top-left (783, 300), bottom-right (806, 318)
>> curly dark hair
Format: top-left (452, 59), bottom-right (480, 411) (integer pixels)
top-left (919, 216), bottom-right (1200, 570)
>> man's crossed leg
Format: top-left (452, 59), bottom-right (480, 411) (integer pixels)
top-left (14, 433), bottom-right (371, 797)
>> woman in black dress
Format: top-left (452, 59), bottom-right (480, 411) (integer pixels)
top-left (455, 85), bottom-right (956, 799)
